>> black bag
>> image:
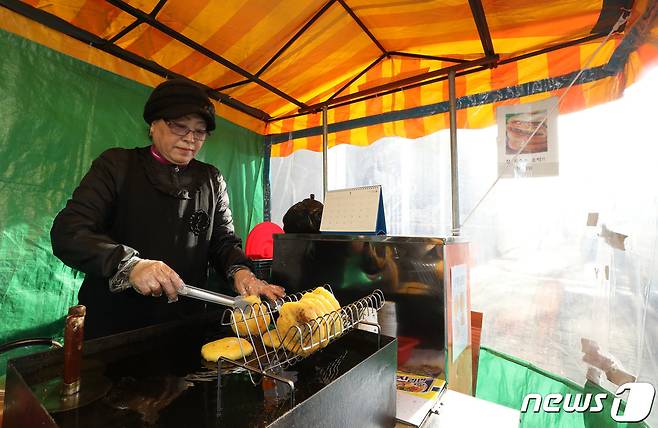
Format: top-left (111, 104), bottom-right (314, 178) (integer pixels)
top-left (282, 194), bottom-right (323, 233)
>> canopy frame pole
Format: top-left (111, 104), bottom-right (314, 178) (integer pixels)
top-left (388, 51), bottom-right (468, 63)
top-left (108, 0), bottom-right (167, 43)
top-left (0, 0), bottom-right (270, 120)
top-left (449, 70), bottom-right (460, 237)
top-left (328, 54), bottom-right (387, 102)
top-left (299, 55), bottom-right (497, 113)
top-left (322, 106), bottom-right (329, 199)
top-left (468, 0), bottom-right (495, 57)
top-left (106, 0), bottom-right (307, 109)
top-left (256, 0), bottom-right (338, 77)
top-left (337, 0), bottom-right (387, 54)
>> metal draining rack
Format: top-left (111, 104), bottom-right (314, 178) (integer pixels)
top-left (215, 285), bottom-right (385, 403)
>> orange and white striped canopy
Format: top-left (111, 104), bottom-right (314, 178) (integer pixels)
top-left (1, 0), bottom-right (657, 156)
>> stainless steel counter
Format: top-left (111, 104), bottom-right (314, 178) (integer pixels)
top-left (272, 234), bottom-right (450, 379)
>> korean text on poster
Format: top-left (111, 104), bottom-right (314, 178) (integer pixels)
top-left (496, 97), bottom-right (559, 178)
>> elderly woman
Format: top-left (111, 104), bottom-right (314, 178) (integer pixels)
top-left (51, 78), bottom-right (284, 339)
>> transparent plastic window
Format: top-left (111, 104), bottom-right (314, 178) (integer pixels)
top-left (270, 66), bottom-right (658, 427)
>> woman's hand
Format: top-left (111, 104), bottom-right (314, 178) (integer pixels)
top-left (233, 269), bottom-right (285, 302)
top-left (129, 259), bottom-right (184, 302)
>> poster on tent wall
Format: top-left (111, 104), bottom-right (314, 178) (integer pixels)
top-left (497, 97), bottom-right (559, 178)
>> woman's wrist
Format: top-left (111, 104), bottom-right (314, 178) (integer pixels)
top-left (109, 256), bottom-right (143, 292)
top-left (233, 269), bottom-right (258, 295)
top-left (227, 264), bottom-right (250, 279)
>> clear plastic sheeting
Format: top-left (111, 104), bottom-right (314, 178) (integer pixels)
top-left (270, 149), bottom-right (323, 228)
top-left (462, 67), bottom-right (658, 426)
top-left (270, 134), bottom-right (454, 236)
top-left (269, 66), bottom-right (658, 426)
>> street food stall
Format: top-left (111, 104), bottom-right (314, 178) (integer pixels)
top-left (4, 233), bottom-right (474, 427)
top-left (1, 1), bottom-right (658, 427)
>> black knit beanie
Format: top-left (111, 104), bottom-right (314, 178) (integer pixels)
top-left (143, 78), bottom-right (216, 131)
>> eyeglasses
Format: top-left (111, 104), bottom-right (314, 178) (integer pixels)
top-left (165, 120), bottom-right (209, 141)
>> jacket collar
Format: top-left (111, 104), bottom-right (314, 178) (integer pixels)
top-left (138, 146), bottom-right (207, 200)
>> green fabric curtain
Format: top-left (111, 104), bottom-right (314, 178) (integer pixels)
top-left (476, 347), bottom-right (651, 428)
top-left (0, 29), bottom-right (264, 364)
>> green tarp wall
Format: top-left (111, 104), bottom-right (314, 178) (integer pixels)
top-left (477, 347), bottom-right (650, 428)
top-left (0, 29), bottom-right (265, 355)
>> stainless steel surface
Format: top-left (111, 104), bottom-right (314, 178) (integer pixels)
top-left (449, 69), bottom-right (460, 237)
top-left (421, 390), bottom-right (521, 427)
top-left (219, 285), bottom-right (386, 385)
top-left (272, 234), bottom-right (447, 378)
top-left (34, 374), bottom-right (112, 414)
top-left (379, 301), bottom-right (397, 337)
top-left (322, 105), bottom-right (328, 199)
top-left (179, 284), bottom-right (250, 310)
top-left (60, 379), bottom-right (79, 396)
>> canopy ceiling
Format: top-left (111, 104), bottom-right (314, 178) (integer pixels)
top-left (1, 0), bottom-right (657, 155)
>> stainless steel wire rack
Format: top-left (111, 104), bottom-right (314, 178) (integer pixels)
top-left (216, 285), bottom-right (385, 398)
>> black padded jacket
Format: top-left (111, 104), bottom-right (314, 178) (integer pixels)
top-left (51, 146), bottom-right (252, 338)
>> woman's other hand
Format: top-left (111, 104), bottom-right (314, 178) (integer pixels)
top-left (233, 269), bottom-right (285, 302)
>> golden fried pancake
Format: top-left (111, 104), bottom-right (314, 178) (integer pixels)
top-left (300, 293), bottom-right (336, 346)
top-left (201, 337), bottom-right (253, 362)
top-left (231, 295), bottom-right (271, 337)
top-left (277, 300), bottom-right (322, 356)
top-left (262, 330), bottom-right (281, 349)
top-left (312, 287), bottom-right (341, 310)
top-left (311, 287), bottom-right (344, 336)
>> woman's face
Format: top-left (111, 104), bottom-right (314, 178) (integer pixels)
top-left (150, 114), bottom-right (208, 165)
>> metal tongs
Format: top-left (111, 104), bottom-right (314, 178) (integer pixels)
top-left (178, 284), bottom-right (251, 311)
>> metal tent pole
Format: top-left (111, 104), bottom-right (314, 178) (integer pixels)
top-left (322, 106), bottom-right (329, 200)
top-left (449, 70), bottom-right (460, 237)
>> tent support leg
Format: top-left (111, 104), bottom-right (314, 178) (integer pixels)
top-left (449, 70), bottom-right (460, 237)
top-left (322, 106), bottom-right (328, 200)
